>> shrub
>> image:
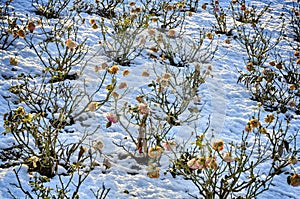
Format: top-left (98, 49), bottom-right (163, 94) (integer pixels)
top-left (22, 14), bottom-right (87, 82)
top-left (287, 0), bottom-right (300, 42)
top-left (207, 0), bottom-right (232, 35)
top-left (96, 6), bottom-right (149, 65)
top-left (167, 109), bottom-right (300, 198)
top-left (3, 59), bottom-right (116, 196)
top-left (111, 63), bottom-right (210, 165)
top-left (0, 0), bottom-right (22, 50)
top-left (234, 22), bottom-right (283, 67)
top-left (230, 0), bottom-right (270, 24)
top-left (8, 151), bottom-right (111, 198)
top-left (2, 9), bottom-right (117, 176)
top-left (141, 0), bottom-right (187, 31)
top-left (72, 0), bottom-right (124, 19)
top-left (32, 0), bottom-right (71, 19)
top-left (235, 17), bottom-right (300, 114)
top-left (149, 29), bottom-right (217, 67)
top-left (238, 51), bottom-right (300, 114)
top-left (4, 67), bottom-right (114, 177)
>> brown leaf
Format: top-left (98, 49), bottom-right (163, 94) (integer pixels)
top-left (103, 158), bottom-right (111, 169)
top-left (106, 121), bottom-right (112, 128)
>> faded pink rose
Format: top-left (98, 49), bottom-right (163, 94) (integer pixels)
top-left (187, 158), bottom-right (201, 170)
top-left (223, 152), bottom-right (235, 163)
top-left (163, 140), bottom-right (176, 151)
top-left (167, 29), bottom-right (176, 37)
top-left (106, 113), bottom-right (118, 123)
top-left (138, 103), bottom-right (150, 114)
top-left (187, 157), bottom-right (206, 170)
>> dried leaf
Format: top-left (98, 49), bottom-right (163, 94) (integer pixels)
top-left (103, 158), bottom-right (111, 169)
top-left (106, 121), bottom-right (112, 128)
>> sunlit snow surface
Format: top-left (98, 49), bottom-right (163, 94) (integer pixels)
top-left (0, 0), bottom-right (300, 198)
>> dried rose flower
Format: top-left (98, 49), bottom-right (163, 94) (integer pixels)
top-left (89, 18), bottom-right (96, 24)
top-left (289, 174), bottom-right (300, 187)
top-left (122, 69), bottom-right (130, 76)
top-left (162, 73), bottom-right (171, 80)
top-left (65, 38), bottom-right (77, 50)
top-left (208, 158), bottom-right (218, 170)
top-left (223, 152), bottom-right (235, 163)
top-left (147, 166), bottom-right (160, 178)
top-left (102, 62), bottom-right (109, 69)
top-left (148, 28), bottom-right (156, 36)
top-left (141, 70), bottom-right (150, 77)
top-left (138, 103), bottom-right (150, 114)
top-left (212, 140), bottom-right (224, 151)
top-left (93, 140), bottom-right (104, 151)
top-left (148, 146), bottom-right (163, 158)
top-left (108, 65), bottom-right (120, 74)
top-left (249, 118), bottom-right (260, 128)
top-left (206, 32), bottom-right (213, 40)
top-left (241, 4), bottom-right (246, 11)
top-left (18, 29), bottom-right (25, 38)
top-left (264, 114), bottom-right (274, 123)
top-left (246, 62), bottom-right (254, 71)
top-left (187, 158), bottom-right (201, 170)
top-left (88, 102), bottom-right (98, 112)
top-left (276, 62), bottom-right (283, 69)
top-left (106, 113), bottom-right (118, 123)
top-left (111, 91), bottom-right (119, 99)
top-left (167, 29), bottom-right (176, 37)
top-left (27, 21), bottom-right (36, 33)
top-left (92, 23), bottom-right (98, 29)
top-left (129, 1), bottom-right (135, 6)
top-left (118, 82), bottom-right (128, 89)
top-left (163, 140), bottom-right (176, 151)
top-left (269, 61), bottom-right (276, 66)
top-left (245, 123), bottom-right (253, 132)
top-left (10, 57), bottom-right (18, 66)
top-left (289, 84), bottom-right (296, 90)
top-left (258, 127), bottom-right (267, 134)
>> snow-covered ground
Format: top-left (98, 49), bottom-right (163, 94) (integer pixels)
top-left (0, 0), bottom-right (300, 198)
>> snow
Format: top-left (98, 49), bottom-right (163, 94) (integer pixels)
top-left (1, 0), bottom-right (300, 198)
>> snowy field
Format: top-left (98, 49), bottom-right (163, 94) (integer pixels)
top-left (0, 0), bottom-right (300, 198)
